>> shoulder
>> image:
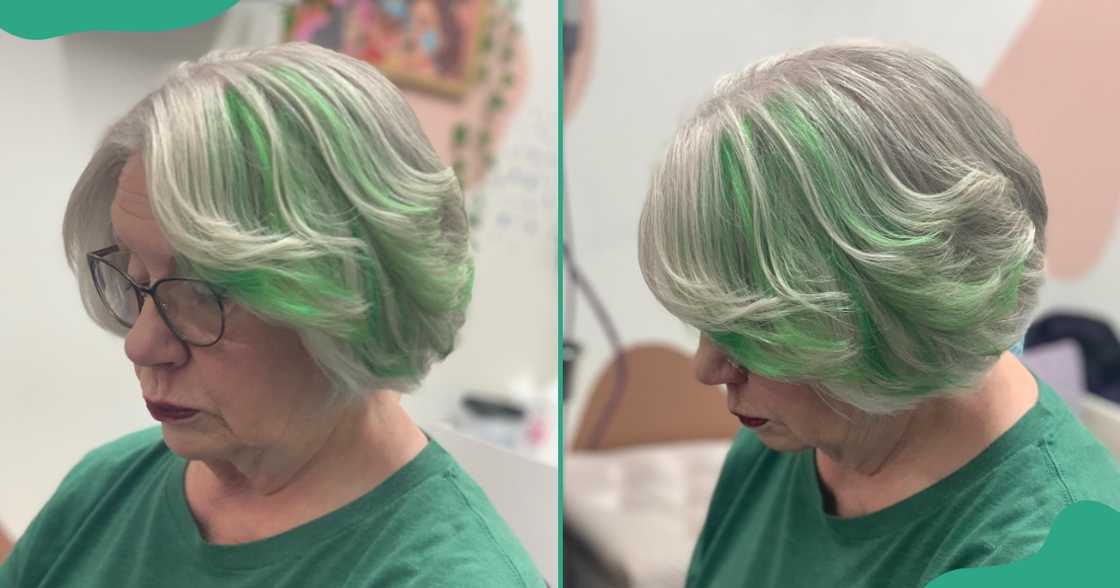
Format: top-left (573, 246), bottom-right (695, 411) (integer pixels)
top-left (80, 427), bottom-right (168, 470)
top-left (981, 380), bottom-right (1120, 514)
top-left (46, 426), bottom-right (169, 505)
top-left (357, 442), bottom-right (544, 587)
top-left (55, 427), bottom-right (171, 499)
top-left (38, 427), bottom-right (171, 524)
top-left (1031, 383), bottom-right (1120, 507)
top-left (0, 427), bottom-right (172, 585)
top-left (945, 385), bottom-right (1120, 570)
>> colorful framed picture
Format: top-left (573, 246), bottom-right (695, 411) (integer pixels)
top-left (287, 0), bottom-right (490, 99)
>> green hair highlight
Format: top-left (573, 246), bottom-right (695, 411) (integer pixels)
top-left (640, 43), bottom-right (1046, 413)
top-left (60, 42), bottom-right (477, 395)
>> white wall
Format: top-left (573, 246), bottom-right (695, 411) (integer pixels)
top-left (1036, 238), bottom-right (1120, 326)
top-left (0, 25), bottom-right (221, 538)
top-left (406, 0), bottom-right (559, 437)
top-left (563, 0), bottom-right (1048, 437)
top-left (0, 1), bottom-right (557, 539)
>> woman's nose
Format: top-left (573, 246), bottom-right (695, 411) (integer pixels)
top-left (123, 294), bottom-right (189, 368)
top-left (693, 335), bottom-right (748, 386)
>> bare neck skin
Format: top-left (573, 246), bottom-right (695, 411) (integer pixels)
top-left (815, 352), bottom-right (1039, 518)
top-left (184, 391), bottom-right (428, 544)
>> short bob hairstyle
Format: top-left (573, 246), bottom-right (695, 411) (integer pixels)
top-left (639, 41), bottom-right (1047, 414)
top-left (63, 42), bottom-right (474, 399)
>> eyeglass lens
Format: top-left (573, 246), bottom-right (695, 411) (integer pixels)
top-left (90, 251), bottom-right (222, 345)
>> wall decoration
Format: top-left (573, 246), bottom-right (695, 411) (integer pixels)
top-left (287, 0), bottom-right (530, 204)
top-left (984, 0), bottom-right (1120, 279)
top-left (288, 0), bottom-right (488, 98)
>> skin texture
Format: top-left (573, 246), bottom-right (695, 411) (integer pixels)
top-left (111, 154), bottom-right (428, 544)
top-left (693, 334), bottom-right (1039, 517)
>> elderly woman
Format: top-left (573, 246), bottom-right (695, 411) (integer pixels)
top-left (0, 43), bottom-right (542, 587)
top-left (639, 42), bottom-right (1120, 587)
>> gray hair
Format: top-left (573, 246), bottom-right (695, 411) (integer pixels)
top-left (639, 41), bottom-right (1047, 414)
top-left (63, 42), bottom-right (474, 399)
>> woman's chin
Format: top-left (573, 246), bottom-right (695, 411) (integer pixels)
top-left (753, 428), bottom-right (809, 453)
top-left (160, 423), bottom-right (221, 461)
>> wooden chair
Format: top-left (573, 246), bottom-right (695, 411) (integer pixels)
top-left (570, 343), bottom-right (739, 451)
top-left (565, 344), bottom-right (739, 586)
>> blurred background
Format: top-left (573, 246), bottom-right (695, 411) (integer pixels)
top-left (0, 1), bottom-right (557, 583)
top-left (562, 1), bottom-right (1120, 586)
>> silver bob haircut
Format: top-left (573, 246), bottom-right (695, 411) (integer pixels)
top-left (639, 41), bottom-right (1047, 414)
top-left (62, 42), bottom-right (474, 399)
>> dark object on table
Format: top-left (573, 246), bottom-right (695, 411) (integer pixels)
top-left (1026, 313), bottom-right (1120, 403)
top-left (462, 394), bottom-right (526, 421)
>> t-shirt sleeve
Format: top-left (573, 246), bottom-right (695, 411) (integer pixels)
top-left (0, 428), bottom-right (164, 588)
top-left (0, 449), bottom-right (104, 587)
top-left (0, 503), bottom-right (40, 586)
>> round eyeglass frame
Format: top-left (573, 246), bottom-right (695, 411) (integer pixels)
top-left (86, 244), bottom-right (227, 347)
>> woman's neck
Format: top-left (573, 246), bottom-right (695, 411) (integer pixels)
top-left (815, 353), bottom-right (1039, 517)
top-left (185, 391), bottom-right (428, 544)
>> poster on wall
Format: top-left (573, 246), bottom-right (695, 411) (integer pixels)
top-left (287, 0), bottom-right (489, 99)
top-left (285, 0), bottom-right (532, 226)
top-left (286, 0), bottom-right (535, 237)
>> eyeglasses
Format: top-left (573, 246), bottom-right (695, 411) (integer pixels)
top-left (87, 244), bottom-right (226, 347)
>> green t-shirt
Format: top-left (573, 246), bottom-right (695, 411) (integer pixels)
top-left (1, 427), bottom-right (544, 587)
top-left (686, 373), bottom-right (1120, 587)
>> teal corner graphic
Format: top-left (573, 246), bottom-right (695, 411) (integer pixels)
top-left (0, 1), bottom-right (239, 40)
top-left (929, 500), bottom-right (1120, 587)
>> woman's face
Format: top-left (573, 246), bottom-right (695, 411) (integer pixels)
top-left (111, 155), bottom-right (334, 463)
top-left (693, 335), bottom-right (856, 453)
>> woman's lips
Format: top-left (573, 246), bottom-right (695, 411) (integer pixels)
top-left (145, 401), bottom-right (199, 422)
top-left (737, 414), bottom-right (770, 428)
